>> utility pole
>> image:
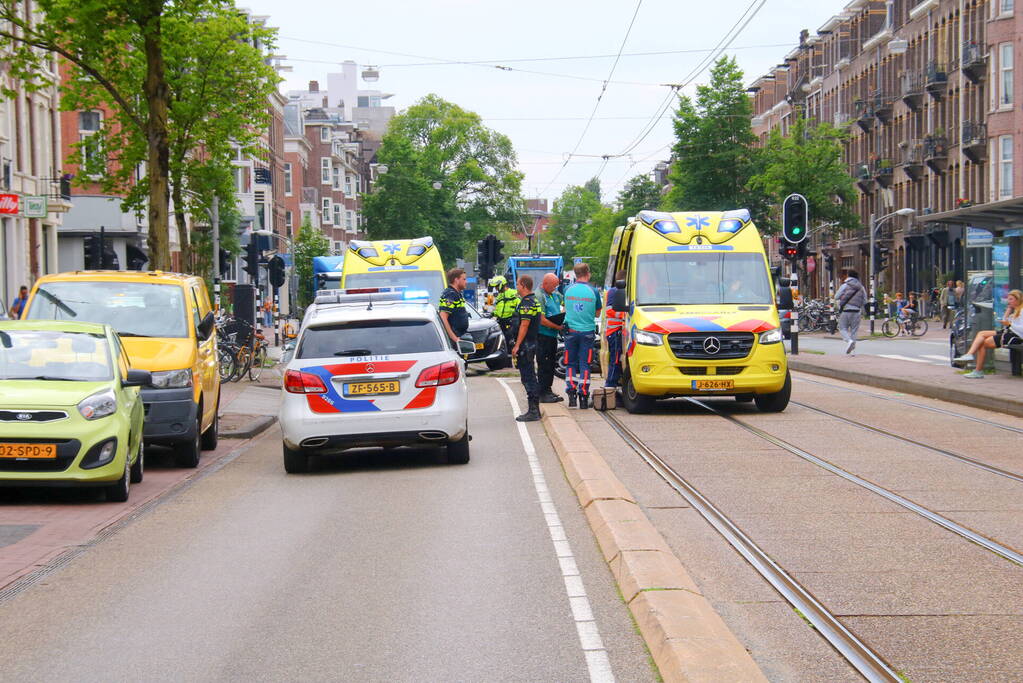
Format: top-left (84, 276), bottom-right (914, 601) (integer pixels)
top-left (211, 196), bottom-right (220, 313)
top-left (868, 212), bottom-right (876, 335)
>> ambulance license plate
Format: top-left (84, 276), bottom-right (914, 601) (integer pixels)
top-left (692, 379), bottom-right (733, 391)
top-left (345, 381), bottom-right (400, 396)
top-left (0, 443), bottom-right (57, 459)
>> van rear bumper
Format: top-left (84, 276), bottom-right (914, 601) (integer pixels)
top-left (140, 387), bottom-right (198, 443)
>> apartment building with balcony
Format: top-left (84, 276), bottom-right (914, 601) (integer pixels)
top-left (751, 0), bottom-right (1022, 303)
top-left (0, 12), bottom-right (70, 308)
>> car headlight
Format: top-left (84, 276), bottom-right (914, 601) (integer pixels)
top-left (633, 330), bottom-right (663, 346)
top-left (759, 328), bottom-right (783, 344)
top-left (150, 368), bottom-right (193, 389)
top-left (78, 389), bottom-right (117, 420)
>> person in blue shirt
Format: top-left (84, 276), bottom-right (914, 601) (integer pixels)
top-left (562, 262), bottom-right (600, 408)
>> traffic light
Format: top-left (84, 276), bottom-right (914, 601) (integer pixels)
top-left (218, 248), bottom-right (231, 277)
top-left (83, 234), bottom-right (98, 269)
top-left (243, 240), bottom-right (259, 279)
top-left (782, 193), bottom-right (809, 244)
top-left (490, 237), bottom-right (505, 266)
top-left (873, 244), bottom-right (890, 274)
top-left (782, 244), bottom-right (799, 261)
top-left (268, 255), bottom-right (286, 288)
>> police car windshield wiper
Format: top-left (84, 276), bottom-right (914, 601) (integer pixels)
top-left (333, 349), bottom-right (373, 356)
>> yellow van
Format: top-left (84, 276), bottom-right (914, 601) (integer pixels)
top-left (22, 271), bottom-right (220, 466)
top-left (342, 237), bottom-right (446, 301)
top-left (601, 209), bottom-right (789, 413)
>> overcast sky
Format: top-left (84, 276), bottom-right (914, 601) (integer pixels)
top-left (244, 0), bottom-right (839, 206)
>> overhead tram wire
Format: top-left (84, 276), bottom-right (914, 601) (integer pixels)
top-left (538, 0), bottom-right (644, 198)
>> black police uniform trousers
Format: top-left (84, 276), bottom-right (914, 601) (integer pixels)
top-left (517, 341), bottom-right (540, 400)
top-left (536, 333), bottom-right (558, 394)
top-left (498, 317), bottom-right (516, 351)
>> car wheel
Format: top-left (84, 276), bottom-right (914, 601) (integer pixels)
top-left (200, 394), bottom-right (219, 451)
top-left (753, 371), bottom-right (791, 413)
top-left (622, 370), bottom-right (655, 414)
top-left (445, 431), bottom-right (470, 465)
top-left (554, 352), bottom-right (566, 380)
top-left (129, 443), bottom-right (144, 484)
top-left (105, 459), bottom-right (131, 502)
top-left (283, 443), bottom-right (309, 474)
top-left (174, 412), bottom-right (202, 468)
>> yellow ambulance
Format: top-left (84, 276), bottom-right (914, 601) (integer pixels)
top-left (601, 209), bottom-right (789, 413)
top-left (341, 237), bottom-right (446, 301)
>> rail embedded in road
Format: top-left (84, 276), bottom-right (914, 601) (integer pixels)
top-left (600, 411), bottom-right (901, 683)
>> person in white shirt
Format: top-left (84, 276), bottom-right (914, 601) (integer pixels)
top-left (954, 289), bottom-right (1023, 378)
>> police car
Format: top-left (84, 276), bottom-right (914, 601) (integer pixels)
top-left (279, 288), bottom-right (475, 473)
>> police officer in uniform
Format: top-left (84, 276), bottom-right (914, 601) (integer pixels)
top-left (510, 274), bottom-right (542, 422)
top-left (489, 274), bottom-right (520, 354)
top-left (439, 267), bottom-right (470, 346)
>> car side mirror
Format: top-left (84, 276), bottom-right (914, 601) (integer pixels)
top-left (457, 339), bottom-right (476, 355)
top-left (197, 311), bottom-right (216, 341)
top-left (123, 369), bottom-right (151, 388)
top-left (611, 287), bottom-right (628, 313)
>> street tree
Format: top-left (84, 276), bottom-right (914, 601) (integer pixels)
top-left (617, 173), bottom-right (662, 217)
top-left (292, 216), bottom-right (330, 309)
top-left (749, 115), bottom-right (859, 234)
top-left (545, 184), bottom-right (601, 263)
top-left (363, 94), bottom-right (523, 265)
top-left (0, 0), bottom-right (277, 271)
top-left (661, 56), bottom-right (769, 221)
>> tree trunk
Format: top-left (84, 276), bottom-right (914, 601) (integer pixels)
top-left (142, 8), bottom-right (171, 271)
top-left (171, 179), bottom-right (191, 271)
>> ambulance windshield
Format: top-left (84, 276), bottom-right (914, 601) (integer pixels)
top-left (635, 252), bottom-right (772, 305)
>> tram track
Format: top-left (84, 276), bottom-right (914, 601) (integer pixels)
top-left (600, 410), bottom-right (901, 683)
top-left (794, 376), bottom-right (1023, 435)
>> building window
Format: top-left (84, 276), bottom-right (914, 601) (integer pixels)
top-left (1001, 43), bottom-right (1014, 106)
top-left (344, 175), bottom-right (353, 197)
top-left (303, 210), bottom-right (313, 226)
top-left (320, 126), bottom-right (330, 142)
top-left (322, 197), bottom-right (332, 224)
top-left (78, 110), bottom-right (102, 170)
top-left (283, 163), bottom-right (292, 195)
top-left (357, 95), bottom-right (369, 108)
top-left (232, 165), bottom-right (245, 194)
top-left (346, 210), bottom-right (354, 231)
top-left (1000, 136), bottom-right (1014, 199)
top-left (333, 203), bottom-right (342, 226)
top-left (78, 111), bottom-right (101, 133)
top-left (321, 157), bottom-right (331, 184)
top-left (1002, 0), bottom-right (1014, 15)
top-left (285, 210), bottom-right (293, 236)
top-left (332, 166), bottom-right (341, 191)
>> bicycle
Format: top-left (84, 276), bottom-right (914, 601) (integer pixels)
top-left (881, 312), bottom-right (928, 337)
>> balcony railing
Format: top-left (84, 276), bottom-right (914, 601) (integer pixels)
top-left (871, 90), bottom-right (894, 122)
top-left (901, 70), bottom-right (924, 111)
top-left (925, 62), bottom-right (948, 99)
top-left (961, 121), bottom-right (987, 162)
top-left (853, 98), bottom-right (875, 132)
top-left (962, 41), bottom-right (987, 84)
top-left (924, 134), bottom-right (949, 173)
top-left (873, 159), bottom-right (894, 187)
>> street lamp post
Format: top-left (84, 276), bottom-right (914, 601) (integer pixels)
top-left (868, 207), bottom-right (915, 334)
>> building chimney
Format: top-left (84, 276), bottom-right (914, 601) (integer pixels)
top-left (309, 80), bottom-right (319, 93)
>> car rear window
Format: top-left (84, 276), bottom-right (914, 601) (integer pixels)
top-left (297, 319), bottom-right (444, 359)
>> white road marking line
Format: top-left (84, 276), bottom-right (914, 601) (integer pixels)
top-left (497, 379), bottom-right (616, 683)
top-left (878, 354), bottom-right (931, 363)
top-left (922, 354), bottom-right (950, 361)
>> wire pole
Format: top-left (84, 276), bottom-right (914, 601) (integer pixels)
top-left (211, 195), bottom-right (220, 313)
top-left (868, 212), bottom-right (876, 335)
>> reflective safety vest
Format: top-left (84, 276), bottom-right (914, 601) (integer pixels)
top-left (604, 290), bottom-right (626, 337)
top-left (493, 287), bottom-right (520, 320)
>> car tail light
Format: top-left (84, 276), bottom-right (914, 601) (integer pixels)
top-left (284, 370), bottom-right (328, 394)
top-left (415, 361), bottom-right (460, 388)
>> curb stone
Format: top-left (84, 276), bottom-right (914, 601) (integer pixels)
top-left (219, 415), bottom-right (276, 440)
top-left (540, 402), bottom-right (767, 683)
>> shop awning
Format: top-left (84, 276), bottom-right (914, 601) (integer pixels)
top-left (922, 196), bottom-right (1023, 233)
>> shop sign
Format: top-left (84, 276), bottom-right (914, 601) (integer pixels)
top-left (23, 196), bottom-right (47, 218)
top-left (966, 226), bottom-right (992, 248)
top-left (0, 193), bottom-right (18, 215)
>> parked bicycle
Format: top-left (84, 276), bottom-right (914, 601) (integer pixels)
top-left (881, 311), bottom-right (928, 337)
top-left (216, 314), bottom-right (271, 382)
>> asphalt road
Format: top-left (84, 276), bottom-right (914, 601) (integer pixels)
top-left (790, 329), bottom-right (954, 366)
top-left (0, 377), bottom-right (654, 682)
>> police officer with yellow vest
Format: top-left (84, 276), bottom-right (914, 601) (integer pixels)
top-left (511, 274), bottom-right (542, 422)
top-left (489, 274), bottom-right (520, 356)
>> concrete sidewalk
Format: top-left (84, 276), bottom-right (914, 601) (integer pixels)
top-left (788, 353), bottom-right (1023, 418)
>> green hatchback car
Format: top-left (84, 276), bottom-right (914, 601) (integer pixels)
top-left (0, 321), bottom-right (150, 501)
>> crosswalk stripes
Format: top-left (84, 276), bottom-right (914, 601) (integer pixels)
top-left (922, 354), bottom-right (951, 362)
top-left (877, 353), bottom-right (948, 367)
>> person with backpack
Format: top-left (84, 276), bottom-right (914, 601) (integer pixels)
top-left (835, 269), bottom-right (867, 355)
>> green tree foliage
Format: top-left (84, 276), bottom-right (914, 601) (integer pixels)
top-left (545, 184), bottom-right (602, 264)
top-left (617, 174), bottom-right (662, 218)
top-left (293, 216), bottom-right (330, 309)
top-left (749, 116), bottom-right (859, 234)
top-left (582, 176), bottom-right (602, 203)
top-left (363, 94), bottom-right (524, 265)
top-left (661, 56), bottom-right (769, 222)
top-left (575, 206), bottom-right (618, 283)
top-left (0, 0), bottom-right (278, 271)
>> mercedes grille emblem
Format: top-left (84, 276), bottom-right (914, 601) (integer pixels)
top-left (16, 412), bottom-right (32, 421)
top-left (702, 337), bottom-right (721, 355)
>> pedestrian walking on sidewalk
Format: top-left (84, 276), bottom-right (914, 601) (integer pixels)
top-left (955, 289), bottom-right (1023, 378)
top-left (537, 273), bottom-right (565, 403)
top-left (939, 280), bottom-right (956, 329)
top-left (511, 275), bottom-right (543, 422)
top-left (563, 262), bottom-right (600, 409)
top-left (835, 269), bottom-right (866, 355)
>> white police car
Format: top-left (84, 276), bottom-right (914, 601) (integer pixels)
top-left (279, 288), bottom-right (474, 473)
